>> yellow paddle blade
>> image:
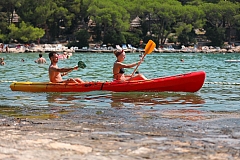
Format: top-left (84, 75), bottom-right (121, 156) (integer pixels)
top-left (144, 40), bottom-right (156, 54)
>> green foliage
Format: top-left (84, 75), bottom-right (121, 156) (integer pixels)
top-left (0, 30), bottom-right (7, 42)
top-left (178, 30), bottom-right (197, 46)
top-left (103, 29), bottom-right (126, 46)
top-left (167, 35), bottom-right (177, 44)
top-left (201, 1), bottom-right (240, 44)
top-left (142, 1), bottom-right (185, 45)
top-left (67, 29), bottom-right (90, 48)
top-left (87, 0), bottom-right (130, 36)
top-left (122, 32), bottom-right (140, 47)
top-left (0, 0), bottom-right (24, 24)
top-left (0, 0), bottom-right (239, 46)
top-left (17, 0), bottom-right (55, 27)
top-left (0, 12), bottom-right (9, 34)
top-left (8, 21), bottom-right (45, 43)
top-left (204, 22), bottom-right (225, 46)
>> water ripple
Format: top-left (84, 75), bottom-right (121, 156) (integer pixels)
top-left (1, 52), bottom-right (240, 118)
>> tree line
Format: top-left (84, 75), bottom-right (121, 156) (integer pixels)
top-left (0, 0), bottom-right (240, 48)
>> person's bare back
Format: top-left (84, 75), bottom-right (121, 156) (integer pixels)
top-left (35, 54), bottom-right (46, 64)
top-left (35, 57), bottom-right (46, 64)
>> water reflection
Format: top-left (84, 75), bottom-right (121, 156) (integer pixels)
top-left (44, 92), bottom-right (206, 121)
top-left (45, 92), bottom-right (205, 109)
top-left (1, 91), bottom-right (205, 120)
top-left (109, 92), bottom-right (205, 109)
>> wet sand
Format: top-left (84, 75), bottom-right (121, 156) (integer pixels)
top-left (0, 108), bottom-right (240, 160)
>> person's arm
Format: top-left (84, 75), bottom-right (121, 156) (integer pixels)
top-left (118, 61), bottom-right (140, 68)
top-left (61, 72), bottom-right (68, 76)
top-left (51, 66), bottom-right (78, 73)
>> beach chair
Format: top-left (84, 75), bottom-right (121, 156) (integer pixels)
top-left (116, 45), bottom-right (122, 50)
top-left (122, 44), bottom-right (127, 50)
top-left (128, 44), bottom-right (137, 50)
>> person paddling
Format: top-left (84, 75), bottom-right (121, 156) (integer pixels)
top-left (113, 50), bottom-right (147, 81)
top-left (48, 51), bottom-right (84, 83)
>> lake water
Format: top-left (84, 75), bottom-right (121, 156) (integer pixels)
top-left (1, 52), bottom-right (240, 119)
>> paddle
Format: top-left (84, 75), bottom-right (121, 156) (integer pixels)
top-left (78, 61), bottom-right (86, 69)
top-left (131, 40), bottom-right (156, 77)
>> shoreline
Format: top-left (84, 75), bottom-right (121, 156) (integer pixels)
top-left (1, 109), bottom-right (240, 159)
top-left (0, 43), bottom-right (240, 54)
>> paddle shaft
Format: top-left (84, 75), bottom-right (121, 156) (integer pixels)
top-left (130, 54), bottom-right (146, 77)
top-left (130, 40), bottom-right (156, 78)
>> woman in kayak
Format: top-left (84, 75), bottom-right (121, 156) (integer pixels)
top-left (48, 51), bottom-right (84, 83)
top-left (113, 50), bottom-right (147, 81)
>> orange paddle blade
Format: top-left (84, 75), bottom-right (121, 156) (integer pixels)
top-left (144, 40), bottom-right (156, 54)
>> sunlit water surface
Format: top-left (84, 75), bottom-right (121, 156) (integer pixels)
top-left (1, 52), bottom-right (240, 118)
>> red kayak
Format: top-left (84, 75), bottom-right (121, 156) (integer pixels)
top-left (10, 71), bottom-right (205, 93)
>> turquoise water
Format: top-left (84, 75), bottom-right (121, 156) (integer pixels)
top-left (1, 52), bottom-right (240, 118)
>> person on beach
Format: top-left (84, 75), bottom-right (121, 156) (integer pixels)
top-left (0, 44), bottom-right (3, 52)
top-left (113, 49), bottom-right (147, 81)
top-left (0, 57), bottom-right (5, 65)
top-left (48, 51), bottom-right (84, 83)
top-left (5, 45), bottom-right (9, 53)
top-left (35, 53), bottom-right (47, 64)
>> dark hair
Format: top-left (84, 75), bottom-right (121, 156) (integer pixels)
top-left (114, 50), bottom-right (124, 57)
top-left (49, 51), bottom-right (57, 59)
top-left (39, 54), bottom-right (43, 58)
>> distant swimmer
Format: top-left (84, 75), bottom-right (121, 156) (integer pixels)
top-left (0, 57), bottom-right (5, 65)
top-left (35, 53), bottom-right (47, 64)
top-left (181, 59), bottom-right (184, 62)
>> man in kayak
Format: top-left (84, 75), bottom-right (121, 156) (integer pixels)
top-left (113, 49), bottom-right (147, 81)
top-left (48, 51), bottom-right (84, 83)
top-left (35, 53), bottom-right (47, 64)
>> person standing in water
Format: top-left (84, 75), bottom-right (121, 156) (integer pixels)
top-left (35, 53), bottom-right (47, 64)
top-left (0, 57), bottom-right (5, 65)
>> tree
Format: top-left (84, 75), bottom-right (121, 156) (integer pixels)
top-left (201, 1), bottom-right (240, 46)
top-left (143, 0), bottom-right (181, 46)
top-left (104, 29), bottom-right (126, 46)
top-left (8, 21), bottom-right (45, 43)
top-left (17, 0), bottom-right (55, 27)
top-left (175, 5), bottom-right (205, 45)
top-left (17, 0), bottom-right (55, 42)
top-left (0, 30), bottom-right (7, 43)
top-left (87, 0), bottom-right (130, 42)
top-left (0, 0), bottom-right (24, 24)
top-left (67, 29), bottom-right (90, 48)
top-left (0, 11), bottom-right (9, 38)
